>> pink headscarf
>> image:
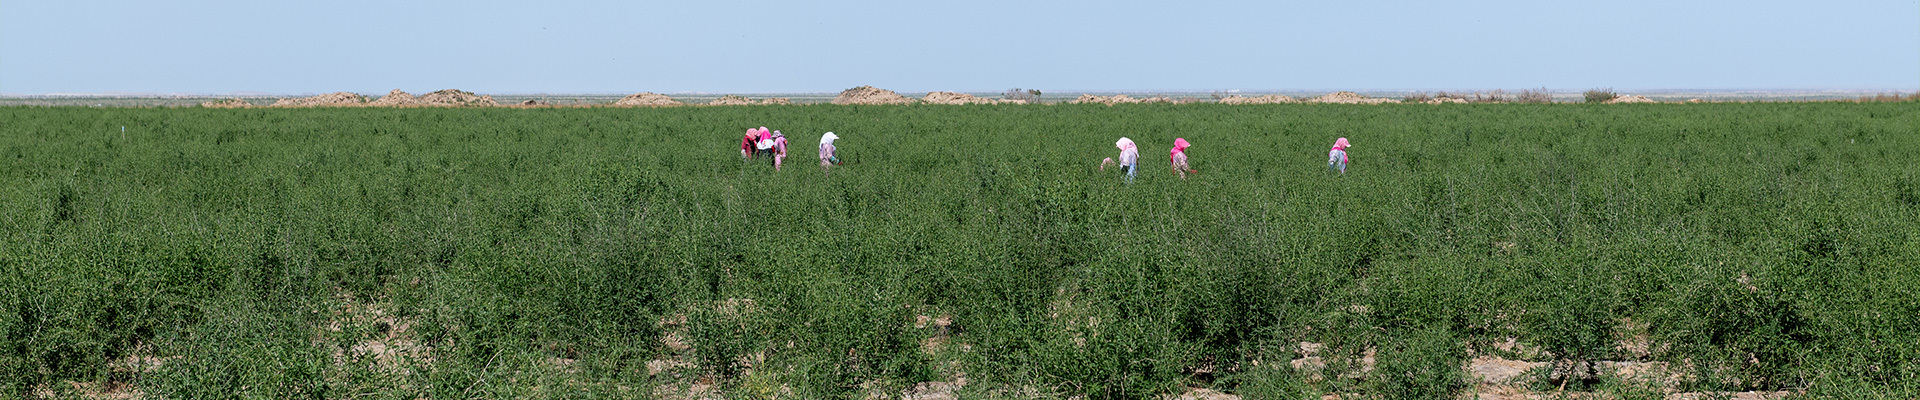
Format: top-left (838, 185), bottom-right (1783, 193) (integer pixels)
top-left (759, 127), bottom-right (773, 141)
top-left (1170, 138), bottom-right (1190, 161)
top-left (1333, 137), bottom-right (1351, 150)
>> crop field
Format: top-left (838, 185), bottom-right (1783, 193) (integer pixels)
top-left (2, 103), bottom-right (1917, 399)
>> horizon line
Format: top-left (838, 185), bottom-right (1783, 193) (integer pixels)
top-left (7, 87), bottom-right (1918, 98)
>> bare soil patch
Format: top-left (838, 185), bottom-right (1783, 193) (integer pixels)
top-left (901, 381), bottom-right (959, 400)
top-left (707, 95), bottom-right (790, 106)
top-left (271, 92), bottom-right (368, 107)
top-left (1069, 94), bottom-right (1172, 105)
top-left (1217, 95), bottom-right (1297, 104)
top-left (614, 92), bottom-right (685, 106)
top-left (921, 91), bottom-right (1023, 105)
top-left (1468, 356), bottom-right (1544, 384)
top-left (1169, 387), bottom-right (1239, 400)
top-left (832, 86), bottom-right (915, 105)
top-left (413, 89), bottom-right (496, 107)
top-left (1604, 95), bottom-right (1658, 104)
top-left (323, 293), bottom-right (430, 377)
top-left (1305, 91), bottom-right (1397, 104)
top-left (368, 89), bottom-right (417, 106)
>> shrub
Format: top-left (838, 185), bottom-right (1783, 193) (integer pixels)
top-left (1522, 263), bottom-right (1616, 389)
top-left (1004, 88), bottom-right (1042, 103)
top-left (1402, 92), bottom-right (1432, 103)
top-left (1516, 87), bottom-right (1553, 104)
top-left (1223, 364), bottom-right (1317, 400)
top-left (1472, 89), bottom-right (1508, 103)
top-left (1857, 92), bottom-right (1920, 102)
top-left (1372, 327), bottom-right (1469, 400)
top-left (1584, 88), bottom-right (1618, 103)
top-left (1655, 275), bottom-right (1815, 391)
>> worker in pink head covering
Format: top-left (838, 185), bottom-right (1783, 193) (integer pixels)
top-left (741, 128), bottom-right (760, 159)
top-left (755, 127), bottom-right (775, 159)
top-left (1169, 138), bottom-right (1195, 179)
top-left (1328, 137), bottom-right (1351, 174)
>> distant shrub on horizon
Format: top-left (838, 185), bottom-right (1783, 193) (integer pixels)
top-left (1584, 88), bottom-right (1618, 103)
top-left (1516, 87), bottom-right (1553, 104)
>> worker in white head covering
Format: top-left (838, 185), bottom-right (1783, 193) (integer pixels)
top-left (771, 131), bottom-right (789, 171)
top-left (1113, 137), bottom-right (1138, 183)
top-left (819, 132), bottom-right (841, 174)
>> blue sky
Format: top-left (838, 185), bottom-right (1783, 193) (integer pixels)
top-left (3, 1), bottom-right (1915, 94)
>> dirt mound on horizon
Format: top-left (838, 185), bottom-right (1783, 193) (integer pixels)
top-left (413, 89), bottom-right (496, 107)
top-left (706, 95), bottom-right (790, 106)
top-left (368, 89), bottom-right (417, 106)
top-left (271, 92), bottom-right (369, 107)
top-left (1069, 94), bottom-right (1172, 105)
top-left (200, 98), bottom-right (252, 108)
top-left (613, 92), bottom-right (684, 106)
top-left (1305, 91), bottom-right (1397, 104)
top-left (1605, 94), bottom-right (1659, 104)
top-left (832, 86), bottom-right (915, 105)
top-left (1218, 95), bottom-right (1297, 105)
top-left (1424, 97), bottom-right (1469, 104)
top-left (922, 91), bottom-right (1024, 105)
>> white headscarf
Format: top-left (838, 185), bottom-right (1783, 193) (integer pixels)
top-left (821, 132), bottom-right (839, 146)
top-left (1115, 137), bottom-right (1135, 150)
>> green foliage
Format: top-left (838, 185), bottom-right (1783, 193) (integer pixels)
top-left (1657, 275), bottom-right (1815, 391)
top-left (1522, 262), bottom-right (1616, 388)
top-left (1223, 364), bottom-right (1317, 400)
top-left (1372, 327), bottom-right (1468, 400)
top-left (0, 103), bottom-right (1915, 398)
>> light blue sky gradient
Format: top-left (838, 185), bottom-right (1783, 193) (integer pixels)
top-left (3, 1), bottom-right (1915, 94)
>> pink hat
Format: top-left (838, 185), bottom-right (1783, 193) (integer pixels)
top-left (1173, 138), bottom-right (1190, 152)
top-left (1334, 137), bottom-right (1350, 149)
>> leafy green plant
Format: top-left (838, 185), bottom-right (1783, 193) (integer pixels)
top-left (1371, 327), bottom-right (1468, 400)
top-left (1522, 263), bottom-right (1616, 390)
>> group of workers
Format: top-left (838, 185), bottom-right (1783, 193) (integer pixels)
top-left (1101, 136), bottom-right (1353, 182)
top-left (739, 127), bottom-right (1353, 180)
top-left (1099, 137), bottom-right (1201, 183)
top-left (741, 127), bottom-right (840, 173)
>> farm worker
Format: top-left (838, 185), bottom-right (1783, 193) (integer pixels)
top-left (1114, 137), bottom-right (1139, 184)
top-left (755, 127), bottom-right (776, 159)
top-left (1169, 137), bottom-right (1195, 179)
top-left (740, 128), bottom-right (760, 159)
top-left (819, 132), bottom-right (841, 174)
top-left (1328, 137), bottom-right (1351, 174)
top-left (771, 131), bottom-right (789, 171)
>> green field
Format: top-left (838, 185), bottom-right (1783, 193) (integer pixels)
top-left (3, 103), bottom-right (1916, 399)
